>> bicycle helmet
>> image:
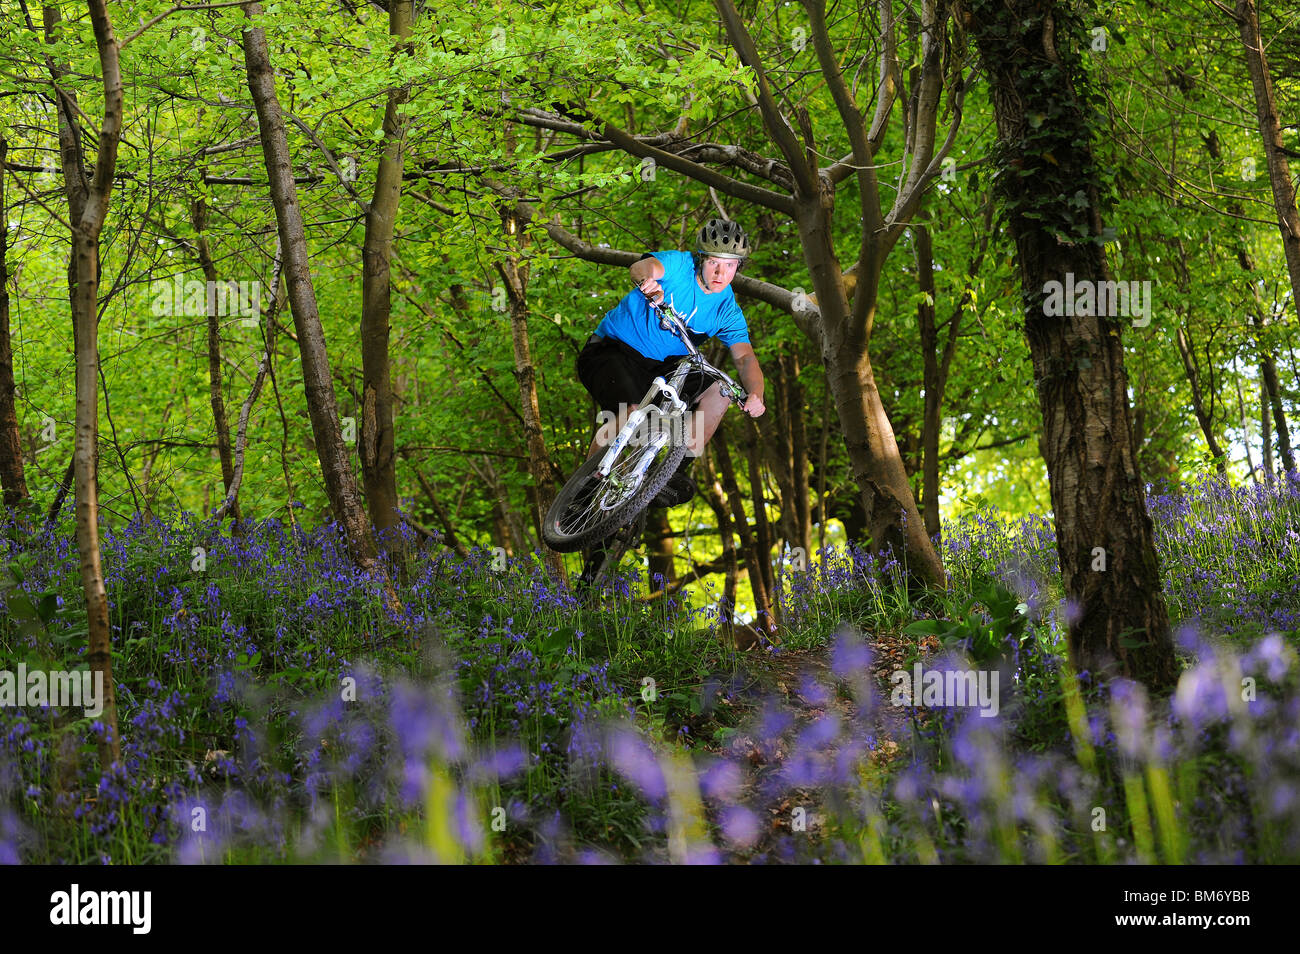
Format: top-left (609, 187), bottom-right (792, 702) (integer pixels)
top-left (696, 218), bottom-right (751, 261)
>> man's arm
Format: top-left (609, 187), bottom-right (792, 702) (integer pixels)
top-left (729, 341), bottom-right (766, 417)
top-left (629, 254), bottom-right (664, 283)
top-left (630, 254), bottom-right (665, 304)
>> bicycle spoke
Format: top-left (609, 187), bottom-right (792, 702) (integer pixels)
top-left (553, 427), bottom-right (675, 537)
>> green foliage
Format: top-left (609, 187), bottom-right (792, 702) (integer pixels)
top-left (902, 573), bottom-right (1029, 665)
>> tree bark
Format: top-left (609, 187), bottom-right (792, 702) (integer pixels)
top-left (1259, 350), bottom-right (1293, 474)
top-left (495, 208), bottom-right (564, 580)
top-left (785, 351), bottom-right (812, 562)
top-left (0, 134), bottom-right (30, 509)
top-left (700, 447), bottom-right (738, 626)
top-left (965, 0), bottom-right (1178, 689)
top-left (1232, 0), bottom-right (1300, 317)
top-left (1234, 355), bottom-right (1259, 483)
top-left (1174, 326), bottom-right (1228, 475)
top-left (191, 197), bottom-right (241, 526)
top-left (1260, 367), bottom-right (1274, 482)
top-left (215, 240), bottom-right (285, 525)
top-left (756, 351), bottom-right (797, 558)
top-left (241, 2), bottom-right (393, 601)
top-left (715, 434), bottom-right (775, 636)
top-left (743, 417), bottom-right (777, 624)
top-left (45, 0), bottom-right (124, 769)
top-left (915, 220), bottom-right (942, 540)
top-left (1202, 130), bottom-right (1294, 474)
top-left (359, 0), bottom-right (413, 545)
top-left (816, 384), bottom-right (830, 555)
top-left (644, 508), bottom-right (676, 592)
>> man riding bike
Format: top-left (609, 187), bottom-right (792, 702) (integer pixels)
top-left (576, 218), bottom-right (767, 509)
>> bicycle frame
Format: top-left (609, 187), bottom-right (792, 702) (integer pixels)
top-left (592, 291), bottom-right (748, 489)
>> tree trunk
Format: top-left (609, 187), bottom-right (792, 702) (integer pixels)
top-left (915, 200), bottom-right (993, 543)
top-left (1260, 352), bottom-right (1293, 474)
top-left (0, 134), bottom-right (30, 509)
top-left (1174, 326), bottom-right (1228, 475)
top-left (818, 304), bottom-right (944, 586)
top-left (1234, 355), bottom-right (1259, 483)
top-left (785, 351), bottom-right (812, 562)
top-left (644, 508), bottom-right (676, 592)
top-left (241, 3), bottom-right (393, 600)
top-left (191, 198), bottom-right (241, 526)
top-left (757, 351), bottom-right (798, 558)
top-left (1261, 367), bottom-right (1274, 482)
top-left (215, 240), bottom-right (285, 526)
top-left (782, 171), bottom-right (947, 585)
top-left (816, 384), bottom-right (830, 555)
top-left (965, 0), bottom-right (1177, 690)
top-left (743, 418), bottom-right (777, 625)
top-left (1202, 131), bottom-right (1295, 475)
top-left (359, 0), bottom-right (413, 546)
top-left (915, 221), bottom-right (942, 540)
top-left (715, 435), bottom-right (775, 636)
top-left (495, 212), bottom-right (564, 579)
top-left (1234, 0), bottom-right (1300, 317)
top-left (46, 0), bottom-right (125, 770)
top-left (700, 448), bottom-right (737, 626)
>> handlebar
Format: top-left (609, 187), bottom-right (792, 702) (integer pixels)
top-left (633, 283), bottom-right (750, 409)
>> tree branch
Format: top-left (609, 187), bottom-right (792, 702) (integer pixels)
top-left (714, 0), bottom-right (818, 196)
top-left (490, 184), bottom-right (820, 336)
top-left (599, 119), bottom-right (797, 214)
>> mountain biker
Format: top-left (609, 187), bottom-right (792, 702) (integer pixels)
top-left (576, 218), bottom-right (767, 508)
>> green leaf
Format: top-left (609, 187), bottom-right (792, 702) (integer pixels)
top-left (542, 627), bottom-right (573, 654)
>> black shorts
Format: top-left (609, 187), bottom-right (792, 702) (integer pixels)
top-left (576, 335), bottom-right (710, 416)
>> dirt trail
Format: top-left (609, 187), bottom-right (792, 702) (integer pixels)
top-left (702, 634), bottom-right (929, 860)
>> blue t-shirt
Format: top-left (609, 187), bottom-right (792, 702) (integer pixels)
top-left (594, 250), bottom-right (750, 361)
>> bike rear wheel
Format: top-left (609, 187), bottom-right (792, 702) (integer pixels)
top-left (543, 412), bottom-right (688, 552)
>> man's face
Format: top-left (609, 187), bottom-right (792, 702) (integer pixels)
top-left (700, 255), bottom-right (740, 292)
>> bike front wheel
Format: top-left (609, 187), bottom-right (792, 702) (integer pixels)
top-left (543, 415), bottom-right (688, 552)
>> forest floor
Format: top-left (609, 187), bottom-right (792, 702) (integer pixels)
top-left (705, 630), bottom-right (940, 860)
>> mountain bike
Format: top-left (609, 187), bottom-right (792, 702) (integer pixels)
top-left (543, 286), bottom-right (749, 588)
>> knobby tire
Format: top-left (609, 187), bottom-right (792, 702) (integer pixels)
top-left (543, 423), bottom-right (688, 552)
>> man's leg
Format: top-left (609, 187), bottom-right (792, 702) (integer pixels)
top-left (647, 381), bottom-right (730, 508)
top-left (685, 381), bottom-right (730, 458)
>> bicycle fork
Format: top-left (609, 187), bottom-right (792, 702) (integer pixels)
top-left (595, 375), bottom-right (689, 488)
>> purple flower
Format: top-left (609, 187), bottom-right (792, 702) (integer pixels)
top-left (1109, 679), bottom-right (1149, 760)
top-left (719, 805), bottom-right (761, 849)
top-left (606, 728), bottom-right (666, 802)
top-left (697, 759), bottom-right (742, 802)
top-left (1245, 634), bottom-right (1293, 683)
top-left (1173, 662), bottom-right (1232, 728)
top-left (830, 629), bottom-right (873, 678)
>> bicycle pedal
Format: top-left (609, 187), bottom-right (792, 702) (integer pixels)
top-left (651, 472), bottom-right (697, 508)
